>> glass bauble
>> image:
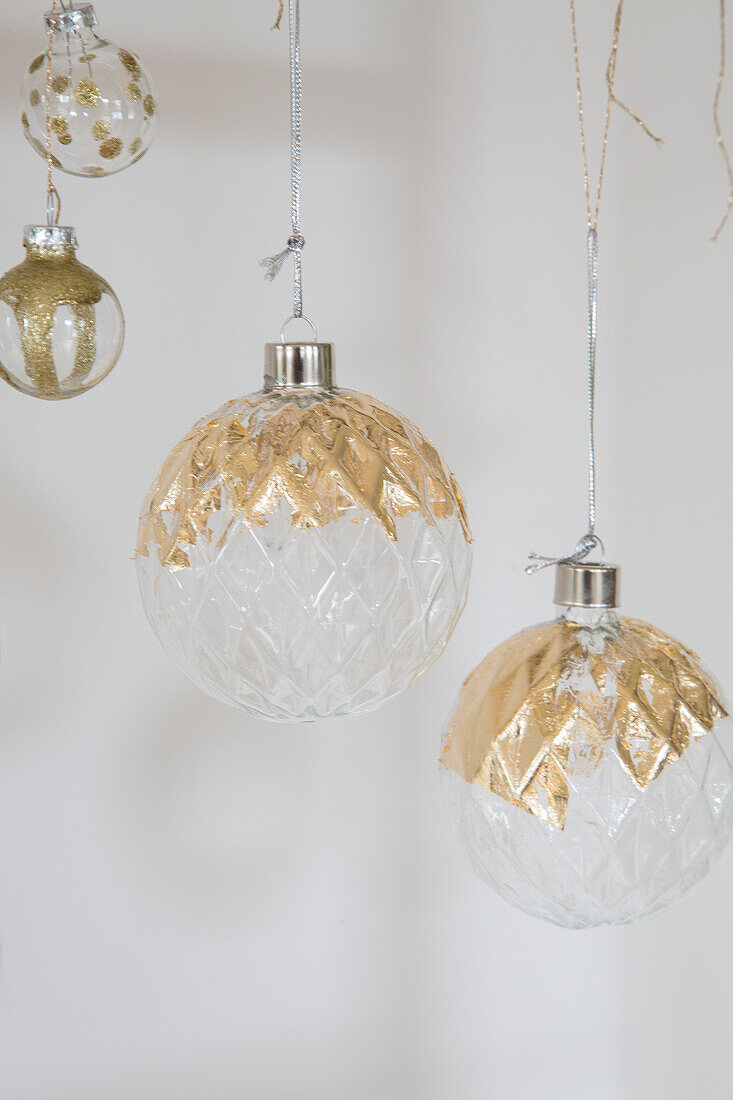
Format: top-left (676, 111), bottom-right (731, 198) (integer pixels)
top-left (21, 5), bottom-right (157, 178)
top-left (136, 342), bottom-right (472, 722)
top-left (0, 225), bottom-right (124, 400)
top-left (441, 586), bottom-right (733, 928)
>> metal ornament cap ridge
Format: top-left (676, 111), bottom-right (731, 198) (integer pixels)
top-left (264, 341), bottom-right (334, 391)
top-left (554, 560), bottom-right (620, 609)
top-left (23, 224), bottom-right (78, 253)
top-left (44, 4), bottom-right (96, 32)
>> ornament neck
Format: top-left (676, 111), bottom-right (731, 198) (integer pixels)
top-left (263, 342), bottom-right (334, 391)
top-left (44, 5), bottom-right (96, 34)
top-left (560, 605), bottom-right (619, 629)
top-left (23, 224), bottom-right (77, 257)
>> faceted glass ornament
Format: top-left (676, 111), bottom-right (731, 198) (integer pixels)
top-left (441, 599), bottom-right (733, 928)
top-left (136, 342), bottom-right (473, 722)
top-left (0, 225), bottom-right (124, 400)
top-left (21, 5), bottom-right (157, 177)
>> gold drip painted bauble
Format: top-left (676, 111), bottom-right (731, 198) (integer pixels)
top-left (0, 225), bottom-right (124, 400)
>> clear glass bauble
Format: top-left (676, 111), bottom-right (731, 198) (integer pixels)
top-left (136, 384), bottom-right (473, 722)
top-left (441, 606), bottom-right (733, 928)
top-left (21, 5), bottom-right (157, 177)
top-left (0, 226), bottom-right (124, 400)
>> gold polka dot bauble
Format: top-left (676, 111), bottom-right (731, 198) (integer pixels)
top-left (21, 5), bottom-right (157, 177)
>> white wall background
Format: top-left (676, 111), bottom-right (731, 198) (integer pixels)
top-left (0, 1), bottom-right (731, 1096)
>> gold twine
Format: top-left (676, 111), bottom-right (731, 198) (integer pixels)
top-left (712, 0), bottom-right (733, 240)
top-left (44, 0), bottom-right (61, 224)
top-left (570, 0), bottom-right (662, 231)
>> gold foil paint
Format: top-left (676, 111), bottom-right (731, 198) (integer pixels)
top-left (51, 115), bottom-right (68, 134)
top-left (441, 616), bottom-right (728, 829)
top-left (99, 137), bottom-right (122, 159)
top-left (118, 49), bottom-right (141, 79)
top-left (29, 89), bottom-right (41, 107)
top-left (137, 391), bottom-right (472, 570)
top-left (143, 94), bottom-right (155, 117)
top-left (92, 119), bottom-right (111, 140)
top-left (51, 75), bottom-right (69, 93)
top-left (29, 54), bottom-right (45, 74)
top-left (73, 78), bottom-right (100, 106)
top-left (125, 81), bottom-right (142, 102)
top-left (129, 137), bottom-right (142, 155)
top-left (0, 244), bottom-right (106, 399)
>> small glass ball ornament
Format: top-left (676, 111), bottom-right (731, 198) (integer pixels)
top-left (136, 341), bottom-right (473, 722)
top-left (441, 562), bottom-right (733, 928)
top-left (21, 4), bottom-right (157, 178)
top-left (0, 224), bottom-right (124, 400)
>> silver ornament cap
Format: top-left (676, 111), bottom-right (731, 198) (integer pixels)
top-left (23, 224), bottom-right (78, 253)
top-left (264, 342), bottom-right (334, 390)
top-left (554, 561), bottom-right (620, 609)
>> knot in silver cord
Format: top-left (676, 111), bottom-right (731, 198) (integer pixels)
top-left (260, 0), bottom-right (308, 324)
top-left (525, 533), bottom-right (605, 575)
top-left (259, 235), bottom-right (305, 282)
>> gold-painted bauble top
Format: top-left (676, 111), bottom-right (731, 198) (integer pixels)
top-left (0, 236), bottom-right (122, 400)
top-left (441, 614), bottom-right (728, 830)
top-left (137, 389), bottom-right (472, 570)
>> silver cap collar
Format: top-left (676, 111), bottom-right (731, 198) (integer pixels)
top-left (554, 561), bottom-right (620, 609)
top-left (23, 225), bottom-right (78, 253)
top-left (264, 342), bottom-right (334, 390)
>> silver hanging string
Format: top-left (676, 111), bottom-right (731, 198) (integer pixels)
top-left (525, 231), bottom-right (603, 575)
top-left (260, 0), bottom-right (307, 327)
top-left (527, 1), bottom-right (661, 577)
top-left (586, 226), bottom-right (598, 536)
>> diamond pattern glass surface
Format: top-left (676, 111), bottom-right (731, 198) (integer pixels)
top-left (441, 610), bottom-right (733, 927)
top-left (137, 388), bottom-right (472, 722)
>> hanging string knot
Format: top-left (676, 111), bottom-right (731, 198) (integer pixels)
top-left (525, 533), bottom-right (604, 576)
top-left (262, 0), bottom-right (308, 323)
top-left (259, 235), bottom-right (305, 282)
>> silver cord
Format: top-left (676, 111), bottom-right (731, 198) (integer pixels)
top-left (586, 227), bottom-right (598, 536)
top-left (525, 230), bottom-right (602, 575)
top-left (260, 0), bottom-right (308, 329)
top-left (288, 0), bottom-right (303, 316)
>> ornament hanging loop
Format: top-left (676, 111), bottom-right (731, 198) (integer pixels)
top-left (279, 313), bottom-right (318, 344)
top-left (45, 184), bottom-right (61, 228)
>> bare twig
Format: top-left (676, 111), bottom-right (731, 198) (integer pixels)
top-left (713, 0), bottom-right (733, 239)
top-left (272, 0), bottom-right (284, 30)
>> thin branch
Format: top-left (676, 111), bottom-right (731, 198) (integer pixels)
top-left (713, 0), bottom-right (733, 240)
top-left (272, 0), bottom-right (284, 30)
